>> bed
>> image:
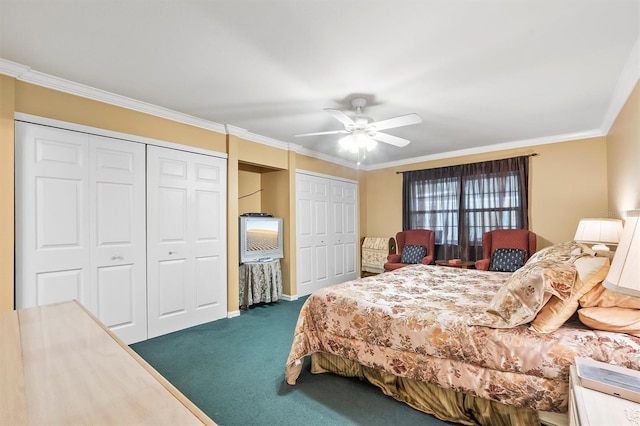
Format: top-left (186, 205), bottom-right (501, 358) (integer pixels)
top-left (285, 242), bottom-right (640, 425)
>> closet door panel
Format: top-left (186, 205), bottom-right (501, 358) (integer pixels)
top-left (190, 155), bottom-right (226, 322)
top-left (36, 269), bottom-right (83, 306)
top-left (148, 153), bottom-right (191, 336)
top-left (195, 256), bottom-right (219, 308)
top-left (37, 178), bottom-right (83, 248)
top-left (296, 173), bottom-right (332, 296)
top-left (97, 264), bottom-right (134, 326)
top-left (329, 180), bottom-right (358, 284)
top-left (16, 122), bottom-right (91, 309)
top-left (90, 136), bottom-right (147, 344)
top-left (147, 146), bottom-right (226, 338)
top-left (157, 259), bottom-right (188, 316)
top-left (332, 243), bottom-right (345, 276)
top-left (297, 246), bottom-right (313, 287)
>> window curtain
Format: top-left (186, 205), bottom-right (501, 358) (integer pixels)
top-left (402, 156), bottom-right (529, 261)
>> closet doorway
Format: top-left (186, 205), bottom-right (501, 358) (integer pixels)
top-left (296, 171), bottom-right (358, 296)
top-left (15, 118), bottom-right (227, 344)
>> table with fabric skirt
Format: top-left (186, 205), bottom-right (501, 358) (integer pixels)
top-left (239, 259), bottom-right (282, 309)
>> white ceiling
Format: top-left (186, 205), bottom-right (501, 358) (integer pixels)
top-left (1, 0), bottom-right (639, 169)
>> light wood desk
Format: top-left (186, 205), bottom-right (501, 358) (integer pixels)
top-left (0, 300), bottom-right (215, 425)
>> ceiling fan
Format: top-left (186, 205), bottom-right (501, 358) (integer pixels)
top-left (295, 97), bottom-right (422, 149)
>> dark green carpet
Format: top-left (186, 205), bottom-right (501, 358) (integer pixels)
top-left (131, 297), bottom-right (452, 426)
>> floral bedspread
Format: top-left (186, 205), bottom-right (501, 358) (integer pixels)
top-left (285, 264), bottom-right (640, 412)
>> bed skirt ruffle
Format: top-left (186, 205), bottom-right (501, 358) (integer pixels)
top-left (311, 352), bottom-right (541, 426)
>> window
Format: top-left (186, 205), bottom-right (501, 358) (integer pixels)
top-left (402, 156), bottom-right (530, 261)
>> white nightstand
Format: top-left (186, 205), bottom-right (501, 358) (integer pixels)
top-left (570, 365), bottom-right (640, 425)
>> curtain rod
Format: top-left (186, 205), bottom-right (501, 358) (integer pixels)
top-left (395, 153), bottom-right (538, 174)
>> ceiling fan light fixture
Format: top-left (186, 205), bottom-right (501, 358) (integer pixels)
top-left (362, 136), bottom-right (377, 152)
top-left (339, 132), bottom-right (377, 154)
top-left (298, 96), bottom-right (421, 163)
top-left (339, 134), bottom-right (359, 154)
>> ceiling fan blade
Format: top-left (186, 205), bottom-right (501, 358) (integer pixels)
top-left (371, 132), bottom-right (411, 147)
top-left (294, 129), bottom-right (349, 137)
top-left (324, 108), bottom-right (356, 127)
top-left (369, 113), bottom-right (422, 131)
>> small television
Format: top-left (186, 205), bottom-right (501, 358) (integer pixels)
top-left (239, 215), bottom-right (284, 263)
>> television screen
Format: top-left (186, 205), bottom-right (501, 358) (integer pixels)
top-left (239, 216), bottom-right (284, 263)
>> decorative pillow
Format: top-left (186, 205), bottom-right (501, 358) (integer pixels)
top-left (530, 256), bottom-right (610, 333)
top-left (580, 283), bottom-right (640, 309)
top-left (526, 241), bottom-right (585, 265)
top-left (400, 245), bottom-right (426, 264)
top-left (471, 260), bottom-right (577, 328)
top-left (489, 248), bottom-right (526, 272)
top-left (578, 307), bottom-right (640, 337)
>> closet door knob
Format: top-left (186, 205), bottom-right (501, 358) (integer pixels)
top-left (111, 255), bottom-right (123, 261)
top-left (168, 251), bottom-right (175, 255)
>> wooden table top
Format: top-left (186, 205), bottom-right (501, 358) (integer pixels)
top-left (0, 301), bottom-right (215, 425)
top-left (434, 260), bottom-right (476, 268)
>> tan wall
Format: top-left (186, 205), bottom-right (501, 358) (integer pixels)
top-left (607, 81), bottom-right (640, 218)
top-left (262, 169), bottom-right (292, 294)
top-left (0, 75), bottom-right (15, 311)
top-left (15, 82), bottom-right (226, 152)
top-left (296, 154), bottom-right (361, 181)
top-left (238, 169), bottom-right (263, 214)
top-left (226, 135), bottom-right (240, 312)
top-left (237, 139), bottom-right (288, 169)
top-left (364, 137), bottom-right (609, 251)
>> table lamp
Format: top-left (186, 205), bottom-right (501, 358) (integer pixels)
top-left (603, 210), bottom-right (640, 298)
top-left (573, 218), bottom-right (624, 251)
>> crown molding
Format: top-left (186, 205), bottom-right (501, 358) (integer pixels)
top-left (0, 58), bottom-right (227, 134)
top-left (295, 145), bottom-right (362, 169)
top-left (0, 58), bottom-right (30, 77)
top-left (366, 129), bottom-right (605, 171)
top-left (225, 124), bottom-right (297, 152)
top-left (600, 37), bottom-right (640, 134)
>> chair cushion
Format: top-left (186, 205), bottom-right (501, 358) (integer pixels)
top-left (489, 248), bottom-right (526, 272)
top-left (400, 245), bottom-right (426, 264)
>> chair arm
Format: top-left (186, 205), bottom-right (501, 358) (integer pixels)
top-left (475, 258), bottom-right (491, 271)
top-left (421, 255), bottom-right (434, 265)
top-left (387, 254), bottom-right (402, 263)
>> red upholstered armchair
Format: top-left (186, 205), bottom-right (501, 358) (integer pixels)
top-left (475, 229), bottom-right (537, 271)
top-left (384, 230), bottom-right (435, 272)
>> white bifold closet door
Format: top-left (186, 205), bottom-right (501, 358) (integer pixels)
top-left (296, 172), bottom-right (357, 296)
top-left (15, 122), bottom-right (148, 344)
top-left (146, 146), bottom-right (227, 339)
top-left (16, 121), bottom-right (228, 344)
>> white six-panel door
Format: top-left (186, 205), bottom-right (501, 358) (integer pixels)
top-left (296, 173), bottom-right (330, 296)
top-left (15, 123), bottom-right (148, 343)
top-left (89, 135), bottom-right (147, 343)
top-left (146, 146), bottom-right (227, 338)
top-left (330, 180), bottom-right (358, 283)
top-left (16, 123), bottom-right (92, 308)
top-left (296, 172), bottom-right (357, 296)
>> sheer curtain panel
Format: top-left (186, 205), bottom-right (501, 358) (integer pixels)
top-left (402, 155), bottom-right (529, 261)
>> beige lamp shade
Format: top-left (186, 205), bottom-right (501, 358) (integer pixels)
top-left (603, 211), bottom-right (640, 298)
top-left (574, 218), bottom-right (624, 250)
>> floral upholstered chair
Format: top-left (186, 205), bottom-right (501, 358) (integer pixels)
top-left (475, 229), bottom-right (537, 271)
top-left (383, 229), bottom-right (435, 272)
